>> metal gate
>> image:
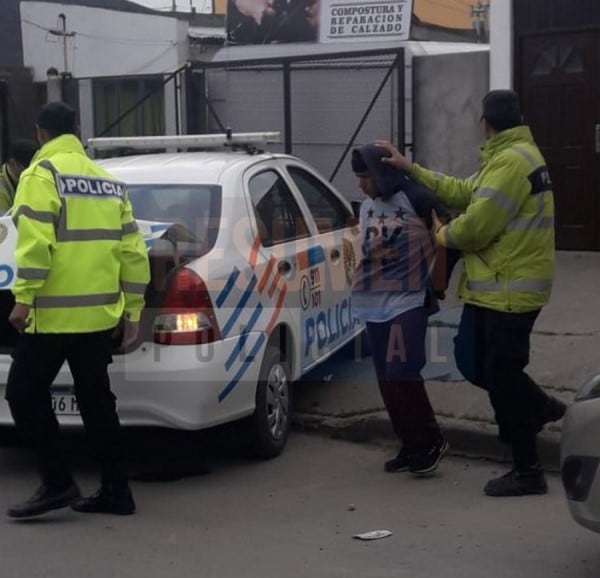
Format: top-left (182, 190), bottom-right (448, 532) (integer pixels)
top-left (186, 47), bottom-right (406, 198)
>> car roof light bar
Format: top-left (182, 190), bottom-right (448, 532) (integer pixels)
top-left (87, 131), bottom-right (281, 152)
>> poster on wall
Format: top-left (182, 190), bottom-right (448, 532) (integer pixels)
top-left (320, 0), bottom-right (413, 43)
top-left (226, 0), bottom-right (321, 44)
top-left (226, 0), bottom-right (413, 45)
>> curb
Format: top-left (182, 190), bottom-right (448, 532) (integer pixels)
top-left (292, 411), bottom-right (562, 473)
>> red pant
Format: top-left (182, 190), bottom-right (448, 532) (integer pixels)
top-left (366, 307), bottom-right (441, 452)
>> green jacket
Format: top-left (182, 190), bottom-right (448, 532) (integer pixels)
top-left (0, 163), bottom-right (17, 213)
top-left (12, 134), bottom-right (150, 333)
top-left (411, 126), bottom-right (555, 313)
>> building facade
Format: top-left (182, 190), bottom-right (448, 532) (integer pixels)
top-left (1, 0), bottom-right (189, 159)
top-left (491, 0), bottom-right (600, 251)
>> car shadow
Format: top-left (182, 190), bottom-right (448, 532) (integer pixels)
top-left (0, 423), bottom-right (254, 484)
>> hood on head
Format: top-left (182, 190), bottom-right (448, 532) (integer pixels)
top-left (352, 143), bottom-right (410, 199)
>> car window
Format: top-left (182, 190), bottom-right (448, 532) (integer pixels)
top-left (248, 170), bottom-right (310, 247)
top-left (127, 184), bottom-right (221, 251)
top-left (287, 166), bottom-right (353, 233)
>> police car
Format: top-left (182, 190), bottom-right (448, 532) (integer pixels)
top-left (0, 132), bottom-right (363, 458)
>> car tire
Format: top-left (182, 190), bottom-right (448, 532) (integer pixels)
top-left (245, 344), bottom-right (292, 460)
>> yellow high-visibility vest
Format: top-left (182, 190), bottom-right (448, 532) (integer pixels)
top-left (12, 134), bottom-right (150, 333)
top-left (411, 126), bottom-right (554, 313)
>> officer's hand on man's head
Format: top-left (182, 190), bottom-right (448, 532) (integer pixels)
top-left (375, 141), bottom-right (413, 173)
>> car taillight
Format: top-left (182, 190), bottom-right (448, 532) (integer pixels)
top-left (153, 268), bottom-right (221, 345)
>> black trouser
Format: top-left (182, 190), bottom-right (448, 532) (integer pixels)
top-left (454, 304), bottom-right (552, 469)
top-left (366, 307), bottom-right (441, 453)
top-left (5, 330), bottom-right (128, 490)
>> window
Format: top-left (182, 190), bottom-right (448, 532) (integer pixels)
top-left (248, 170), bottom-right (309, 247)
top-left (127, 184), bottom-right (222, 252)
top-left (532, 45), bottom-right (583, 77)
top-left (93, 77), bottom-right (165, 137)
top-left (287, 166), bottom-right (352, 233)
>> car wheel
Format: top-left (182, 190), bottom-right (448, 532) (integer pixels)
top-left (246, 345), bottom-right (292, 459)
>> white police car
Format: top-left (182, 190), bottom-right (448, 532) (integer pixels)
top-left (0, 133), bottom-right (363, 458)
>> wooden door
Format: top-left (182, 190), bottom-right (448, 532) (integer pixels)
top-left (520, 32), bottom-right (600, 250)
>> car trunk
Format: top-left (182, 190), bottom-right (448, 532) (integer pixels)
top-left (0, 225), bottom-right (204, 355)
top-left (113, 228), bottom-right (206, 353)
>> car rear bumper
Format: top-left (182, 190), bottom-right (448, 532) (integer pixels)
top-left (0, 336), bottom-right (263, 430)
top-left (560, 399), bottom-right (600, 533)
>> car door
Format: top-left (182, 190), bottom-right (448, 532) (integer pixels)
top-left (246, 165), bottom-right (322, 377)
top-left (282, 162), bottom-right (362, 365)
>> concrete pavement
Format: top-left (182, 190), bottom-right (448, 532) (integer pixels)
top-left (293, 251), bottom-right (600, 471)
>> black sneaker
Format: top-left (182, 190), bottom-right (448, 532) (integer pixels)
top-left (7, 483), bottom-right (81, 519)
top-left (384, 448), bottom-right (412, 473)
top-left (484, 468), bottom-right (548, 497)
top-left (71, 486), bottom-right (135, 516)
top-left (536, 397), bottom-right (567, 432)
top-left (408, 437), bottom-right (449, 475)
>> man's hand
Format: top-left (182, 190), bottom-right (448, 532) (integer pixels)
top-left (375, 140), bottom-right (413, 172)
top-left (120, 319), bottom-right (140, 352)
top-left (9, 303), bottom-right (31, 332)
top-left (432, 209), bottom-right (444, 234)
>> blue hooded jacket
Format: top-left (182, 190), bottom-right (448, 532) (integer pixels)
top-left (350, 144), bottom-right (451, 322)
top-left (351, 143), bottom-right (451, 227)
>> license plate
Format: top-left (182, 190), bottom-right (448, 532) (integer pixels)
top-left (51, 394), bottom-right (79, 415)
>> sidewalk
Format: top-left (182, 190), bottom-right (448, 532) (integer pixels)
top-left (293, 251), bottom-right (600, 472)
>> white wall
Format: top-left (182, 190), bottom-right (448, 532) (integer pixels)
top-left (413, 51), bottom-right (489, 177)
top-left (20, 1), bottom-right (188, 81)
top-left (489, 0), bottom-right (513, 89)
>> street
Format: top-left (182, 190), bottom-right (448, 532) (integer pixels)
top-left (0, 430), bottom-right (597, 578)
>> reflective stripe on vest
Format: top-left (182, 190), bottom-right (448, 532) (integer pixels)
top-left (34, 292), bottom-right (121, 308)
top-left (12, 205), bottom-right (58, 228)
top-left (474, 187), bottom-right (521, 218)
top-left (503, 146), bottom-right (553, 234)
top-left (466, 279), bottom-right (553, 293)
top-left (511, 145), bottom-right (544, 177)
top-left (38, 160), bottom-right (131, 243)
top-left (17, 267), bottom-right (49, 281)
top-left (121, 281), bottom-right (147, 295)
top-left (506, 215), bottom-right (554, 232)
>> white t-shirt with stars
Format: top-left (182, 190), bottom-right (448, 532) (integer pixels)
top-left (351, 190), bottom-right (434, 323)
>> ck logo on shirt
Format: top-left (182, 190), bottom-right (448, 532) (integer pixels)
top-left (57, 175), bottom-right (126, 199)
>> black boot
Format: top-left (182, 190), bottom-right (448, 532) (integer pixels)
top-left (7, 483), bottom-right (81, 518)
top-left (484, 467), bottom-right (547, 497)
top-left (71, 484), bottom-right (135, 516)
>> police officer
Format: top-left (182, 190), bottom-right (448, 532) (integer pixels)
top-left (377, 90), bottom-right (566, 497)
top-left (6, 102), bottom-right (150, 518)
top-left (0, 139), bottom-right (39, 213)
